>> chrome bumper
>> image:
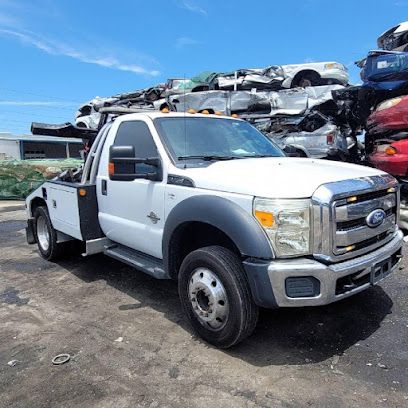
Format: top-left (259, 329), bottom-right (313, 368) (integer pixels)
top-left (268, 230), bottom-right (403, 307)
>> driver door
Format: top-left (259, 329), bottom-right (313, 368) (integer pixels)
top-left (97, 120), bottom-right (165, 259)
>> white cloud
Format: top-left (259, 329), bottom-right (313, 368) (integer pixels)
top-left (175, 36), bottom-right (201, 48)
top-left (0, 100), bottom-right (77, 106)
top-left (178, 0), bottom-right (207, 16)
top-left (0, 28), bottom-right (160, 76)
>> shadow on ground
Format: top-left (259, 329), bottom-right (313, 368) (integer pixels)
top-left (57, 252), bottom-right (393, 367)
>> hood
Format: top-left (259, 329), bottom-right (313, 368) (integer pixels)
top-left (173, 158), bottom-right (386, 198)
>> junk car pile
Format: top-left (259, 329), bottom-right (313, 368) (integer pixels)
top-left (76, 61), bottom-right (356, 161)
top-left (73, 22), bottom-right (408, 222)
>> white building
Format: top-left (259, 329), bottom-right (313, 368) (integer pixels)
top-left (0, 133), bottom-right (84, 160)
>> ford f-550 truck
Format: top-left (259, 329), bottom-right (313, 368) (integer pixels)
top-left (25, 111), bottom-right (403, 348)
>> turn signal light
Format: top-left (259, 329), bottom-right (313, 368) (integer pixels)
top-left (255, 210), bottom-right (274, 228)
top-left (201, 110), bottom-right (209, 114)
top-left (108, 162), bottom-right (114, 176)
top-left (161, 107), bottom-right (169, 113)
top-left (231, 113), bottom-right (239, 118)
top-left (78, 188), bottom-right (87, 197)
top-left (187, 108), bottom-right (196, 114)
top-left (385, 146), bottom-right (397, 155)
top-left (347, 196), bottom-right (358, 203)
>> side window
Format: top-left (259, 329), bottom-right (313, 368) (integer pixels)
top-left (114, 121), bottom-right (158, 175)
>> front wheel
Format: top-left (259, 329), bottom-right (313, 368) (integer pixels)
top-left (292, 72), bottom-right (321, 88)
top-left (178, 246), bottom-right (259, 348)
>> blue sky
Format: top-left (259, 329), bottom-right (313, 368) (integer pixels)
top-left (0, 0), bottom-right (407, 134)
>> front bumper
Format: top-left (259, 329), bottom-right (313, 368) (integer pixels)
top-left (320, 69), bottom-right (349, 85)
top-left (244, 230), bottom-right (403, 308)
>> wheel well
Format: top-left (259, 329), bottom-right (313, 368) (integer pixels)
top-left (291, 70), bottom-right (320, 87)
top-left (30, 197), bottom-right (47, 217)
top-left (167, 222), bottom-right (240, 279)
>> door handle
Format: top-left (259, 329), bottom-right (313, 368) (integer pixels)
top-left (101, 179), bottom-right (107, 195)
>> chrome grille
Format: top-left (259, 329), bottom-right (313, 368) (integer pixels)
top-left (312, 174), bottom-right (400, 263)
top-left (333, 191), bottom-right (397, 256)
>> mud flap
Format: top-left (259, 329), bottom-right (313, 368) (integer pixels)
top-left (26, 219), bottom-right (36, 244)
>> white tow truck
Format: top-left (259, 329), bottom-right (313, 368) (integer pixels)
top-left (25, 109), bottom-right (403, 348)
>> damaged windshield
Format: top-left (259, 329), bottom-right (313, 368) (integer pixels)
top-left (154, 117), bottom-right (284, 162)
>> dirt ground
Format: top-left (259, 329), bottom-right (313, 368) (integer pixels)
top-left (0, 201), bottom-right (407, 408)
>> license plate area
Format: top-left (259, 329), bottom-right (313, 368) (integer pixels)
top-left (371, 258), bottom-right (392, 284)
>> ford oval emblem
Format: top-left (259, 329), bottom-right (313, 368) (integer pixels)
top-left (366, 209), bottom-right (386, 228)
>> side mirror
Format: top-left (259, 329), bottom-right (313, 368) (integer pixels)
top-left (109, 145), bottom-right (162, 181)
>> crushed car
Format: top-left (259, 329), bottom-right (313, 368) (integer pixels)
top-left (249, 109), bottom-right (362, 161)
top-left (368, 137), bottom-right (408, 230)
top-left (358, 50), bottom-right (408, 92)
top-left (365, 95), bottom-right (408, 155)
top-left (165, 85), bottom-right (344, 116)
top-left (211, 62), bottom-right (348, 90)
top-left (369, 138), bottom-right (408, 177)
top-left (378, 21), bottom-right (408, 52)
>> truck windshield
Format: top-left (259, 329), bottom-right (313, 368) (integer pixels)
top-left (154, 117), bottom-right (284, 162)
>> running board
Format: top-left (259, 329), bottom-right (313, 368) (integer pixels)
top-left (104, 244), bottom-right (169, 279)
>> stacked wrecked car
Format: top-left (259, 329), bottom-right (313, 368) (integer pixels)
top-left (75, 61), bottom-right (353, 161)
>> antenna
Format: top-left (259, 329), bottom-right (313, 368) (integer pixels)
top-left (183, 73), bottom-right (187, 169)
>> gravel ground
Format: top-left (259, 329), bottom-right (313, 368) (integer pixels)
top-left (0, 202), bottom-right (407, 408)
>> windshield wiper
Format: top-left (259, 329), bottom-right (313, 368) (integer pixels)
top-left (241, 154), bottom-right (273, 158)
top-left (177, 155), bottom-right (242, 161)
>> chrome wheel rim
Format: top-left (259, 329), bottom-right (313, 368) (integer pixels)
top-left (37, 215), bottom-right (50, 251)
top-left (188, 268), bottom-right (229, 330)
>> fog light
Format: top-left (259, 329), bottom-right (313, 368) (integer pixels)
top-left (285, 277), bottom-right (320, 298)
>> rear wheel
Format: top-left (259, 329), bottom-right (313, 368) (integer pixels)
top-left (178, 246), bottom-right (258, 348)
top-left (34, 206), bottom-right (63, 261)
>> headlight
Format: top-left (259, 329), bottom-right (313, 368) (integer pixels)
top-left (376, 97), bottom-right (403, 112)
top-left (253, 198), bottom-right (312, 257)
top-left (324, 62), bottom-right (345, 71)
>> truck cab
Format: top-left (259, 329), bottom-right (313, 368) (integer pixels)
top-left (25, 111), bottom-right (404, 348)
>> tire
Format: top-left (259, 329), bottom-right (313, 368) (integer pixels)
top-left (34, 206), bottom-right (63, 261)
top-left (178, 246), bottom-right (259, 348)
top-left (292, 72), bottom-right (320, 88)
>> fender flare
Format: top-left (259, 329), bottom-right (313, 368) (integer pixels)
top-left (162, 195), bottom-right (274, 274)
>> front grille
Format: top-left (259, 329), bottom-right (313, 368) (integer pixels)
top-left (332, 189), bottom-right (397, 257)
top-left (337, 208), bottom-right (393, 231)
